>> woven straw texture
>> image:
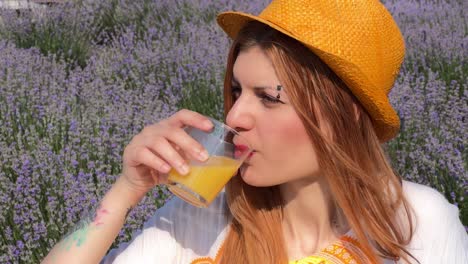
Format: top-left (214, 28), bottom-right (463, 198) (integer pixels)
top-left (217, 0), bottom-right (405, 143)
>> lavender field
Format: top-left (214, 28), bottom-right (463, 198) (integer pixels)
top-left (0, 0), bottom-right (466, 262)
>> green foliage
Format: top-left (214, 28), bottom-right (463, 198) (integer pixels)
top-left (9, 18), bottom-right (91, 69)
top-left (177, 74), bottom-right (225, 122)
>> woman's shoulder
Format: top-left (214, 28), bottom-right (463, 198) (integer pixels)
top-left (400, 180), bottom-right (458, 219)
top-left (399, 179), bottom-right (463, 235)
top-left (398, 180), bottom-right (468, 263)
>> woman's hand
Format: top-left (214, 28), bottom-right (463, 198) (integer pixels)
top-left (120, 109), bottom-right (213, 196)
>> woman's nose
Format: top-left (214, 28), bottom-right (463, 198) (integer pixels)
top-left (226, 99), bottom-right (254, 132)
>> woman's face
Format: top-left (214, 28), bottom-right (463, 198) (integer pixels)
top-left (227, 45), bottom-right (327, 187)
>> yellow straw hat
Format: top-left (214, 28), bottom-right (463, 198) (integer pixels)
top-left (216, 0), bottom-right (405, 143)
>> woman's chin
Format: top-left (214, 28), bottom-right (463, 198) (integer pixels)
top-left (239, 164), bottom-right (256, 184)
top-left (239, 165), bottom-right (271, 187)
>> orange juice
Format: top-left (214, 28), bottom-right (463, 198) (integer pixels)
top-left (167, 156), bottom-right (240, 207)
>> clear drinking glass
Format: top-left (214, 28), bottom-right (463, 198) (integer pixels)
top-left (166, 117), bottom-right (253, 207)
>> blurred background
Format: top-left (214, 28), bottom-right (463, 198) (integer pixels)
top-left (0, 0), bottom-right (466, 262)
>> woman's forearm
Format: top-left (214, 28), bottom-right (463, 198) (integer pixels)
top-left (42, 177), bottom-right (146, 264)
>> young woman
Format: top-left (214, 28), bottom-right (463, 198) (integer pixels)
top-left (43, 1), bottom-right (468, 263)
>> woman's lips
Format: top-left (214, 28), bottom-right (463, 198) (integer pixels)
top-left (234, 144), bottom-right (254, 159)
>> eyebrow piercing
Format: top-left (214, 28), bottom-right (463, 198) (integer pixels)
top-left (276, 85), bottom-right (282, 99)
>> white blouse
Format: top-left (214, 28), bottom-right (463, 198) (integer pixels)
top-left (100, 180), bottom-right (468, 263)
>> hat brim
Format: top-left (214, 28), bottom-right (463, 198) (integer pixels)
top-left (217, 11), bottom-right (299, 43)
top-left (216, 11), bottom-right (400, 143)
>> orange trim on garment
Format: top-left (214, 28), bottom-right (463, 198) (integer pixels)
top-left (288, 235), bottom-right (374, 264)
top-left (191, 230), bottom-right (372, 264)
top-left (339, 235), bottom-right (373, 262)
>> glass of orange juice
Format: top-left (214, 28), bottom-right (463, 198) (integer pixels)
top-left (166, 117), bottom-right (252, 208)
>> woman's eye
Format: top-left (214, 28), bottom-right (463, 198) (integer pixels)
top-left (231, 86), bottom-right (283, 105)
top-left (259, 93), bottom-right (281, 104)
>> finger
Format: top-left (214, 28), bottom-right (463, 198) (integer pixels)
top-left (167, 109), bottom-right (214, 131)
top-left (147, 136), bottom-right (190, 175)
top-left (165, 128), bottom-right (209, 162)
top-left (133, 146), bottom-right (172, 174)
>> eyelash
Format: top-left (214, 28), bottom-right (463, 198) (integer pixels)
top-left (231, 86), bottom-right (281, 105)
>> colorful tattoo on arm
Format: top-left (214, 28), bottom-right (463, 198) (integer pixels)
top-left (58, 204), bottom-right (133, 251)
top-left (92, 206), bottom-right (109, 226)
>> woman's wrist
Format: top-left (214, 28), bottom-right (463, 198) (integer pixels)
top-left (111, 176), bottom-right (149, 209)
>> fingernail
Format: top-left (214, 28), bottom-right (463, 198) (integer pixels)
top-left (198, 150), bottom-right (209, 161)
top-left (179, 164), bottom-right (189, 175)
top-left (203, 120), bottom-right (213, 129)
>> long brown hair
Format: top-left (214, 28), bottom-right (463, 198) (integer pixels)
top-left (219, 21), bottom-right (419, 264)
